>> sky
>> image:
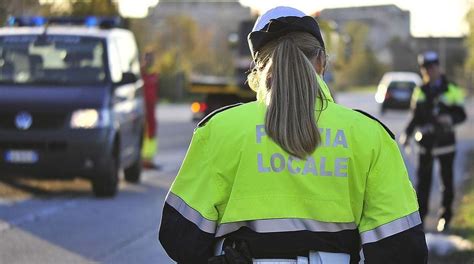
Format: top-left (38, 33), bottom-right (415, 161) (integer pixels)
top-left (118, 0), bottom-right (471, 37)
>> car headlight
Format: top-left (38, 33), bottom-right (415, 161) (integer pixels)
top-left (70, 109), bottom-right (110, 129)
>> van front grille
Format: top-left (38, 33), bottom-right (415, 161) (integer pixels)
top-left (0, 112), bottom-right (68, 130)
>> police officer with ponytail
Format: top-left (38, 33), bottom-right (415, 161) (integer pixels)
top-left (159, 6), bottom-right (427, 264)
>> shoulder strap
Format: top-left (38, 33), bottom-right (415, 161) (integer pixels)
top-left (198, 103), bottom-right (243, 127)
top-left (353, 109), bottom-right (395, 140)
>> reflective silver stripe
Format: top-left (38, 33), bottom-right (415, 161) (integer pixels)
top-left (432, 145), bottom-right (456, 156)
top-left (419, 145), bottom-right (456, 156)
top-left (165, 192), bottom-right (217, 234)
top-left (216, 218), bottom-right (356, 237)
top-left (360, 211), bottom-right (421, 244)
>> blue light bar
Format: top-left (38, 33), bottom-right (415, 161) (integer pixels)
top-left (32, 16), bottom-right (46, 26)
top-left (7, 16), bottom-right (46, 27)
top-left (7, 16), bottom-right (16, 26)
top-left (6, 16), bottom-right (123, 28)
top-left (85, 16), bottom-right (99, 27)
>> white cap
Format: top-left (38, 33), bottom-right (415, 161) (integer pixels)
top-left (423, 51), bottom-right (439, 62)
top-left (252, 6), bottom-right (307, 32)
top-left (418, 51), bottom-right (439, 66)
top-left (248, 6), bottom-right (324, 58)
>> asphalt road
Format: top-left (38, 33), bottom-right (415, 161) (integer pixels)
top-left (0, 92), bottom-right (472, 263)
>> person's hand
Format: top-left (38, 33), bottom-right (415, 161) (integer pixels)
top-left (437, 114), bottom-right (453, 126)
top-left (208, 241), bottom-right (252, 264)
top-left (222, 245), bottom-right (252, 264)
top-left (399, 133), bottom-right (409, 147)
top-left (398, 133), bottom-right (412, 154)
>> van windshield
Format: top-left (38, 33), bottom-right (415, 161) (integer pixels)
top-left (0, 35), bottom-right (107, 85)
top-left (387, 81), bottom-right (416, 90)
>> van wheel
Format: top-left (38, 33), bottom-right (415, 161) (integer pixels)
top-left (92, 152), bottom-right (119, 197)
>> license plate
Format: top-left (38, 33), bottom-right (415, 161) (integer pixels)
top-left (392, 90), bottom-right (411, 100)
top-left (5, 150), bottom-right (39, 164)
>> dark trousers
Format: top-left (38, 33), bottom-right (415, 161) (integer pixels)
top-left (416, 151), bottom-right (455, 223)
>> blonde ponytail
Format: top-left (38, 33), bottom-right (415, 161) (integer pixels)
top-left (248, 32), bottom-right (325, 159)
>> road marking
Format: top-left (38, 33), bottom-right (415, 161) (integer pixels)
top-left (0, 200), bottom-right (79, 233)
top-left (0, 198), bottom-right (16, 206)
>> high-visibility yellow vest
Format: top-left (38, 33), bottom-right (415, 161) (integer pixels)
top-left (412, 82), bottom-right (465, 106)
top-left (166, 76), bottom-right (420, 245)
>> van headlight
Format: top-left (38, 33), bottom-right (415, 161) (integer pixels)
top-left (70, 109), bottom-right (110, 129)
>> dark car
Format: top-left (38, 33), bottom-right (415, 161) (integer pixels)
top-left (0, 18), bottom-right (145, 197)
top-left (375, 72), bottom-right (422, 114)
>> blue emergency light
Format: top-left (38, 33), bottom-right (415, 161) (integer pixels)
top-left (6, 16), bottom-right (123, 28)
top-left (85, 16), bottom-right (99, 27)
top-left (7, 16), bottom-right (46, 27)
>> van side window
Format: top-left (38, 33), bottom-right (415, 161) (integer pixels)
top-left (115, 36), bottom-right (140, 76)
top-left (108, 38), bottom-right (122, 83)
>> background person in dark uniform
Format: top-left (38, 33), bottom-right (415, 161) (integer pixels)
top-left (400, 51), bottom-right (467, 231)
